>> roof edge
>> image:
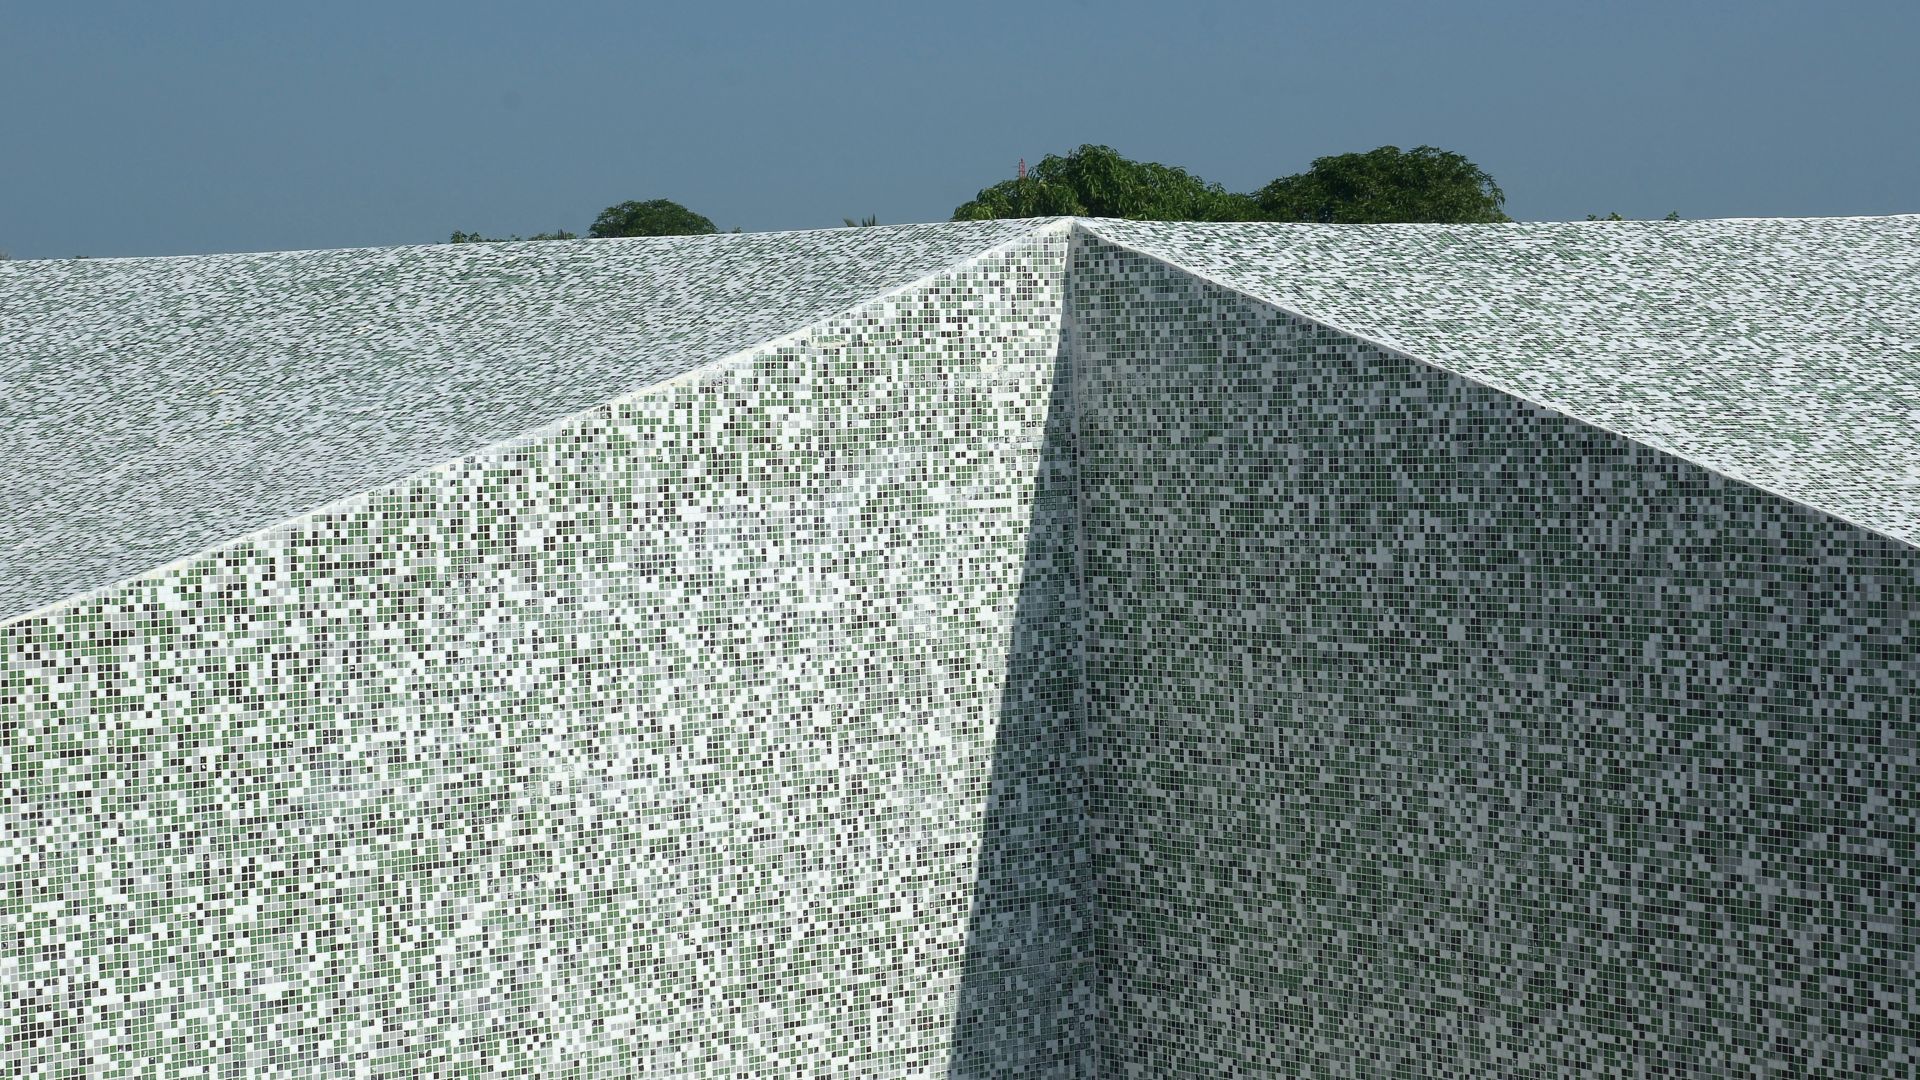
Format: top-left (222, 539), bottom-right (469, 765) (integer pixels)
top-left (0, 218), bottom-right (1077, 267)
top-left (0, 218), bottom-right (1073, 627)
top-left (1072, 219), bottom-right (1920, 552)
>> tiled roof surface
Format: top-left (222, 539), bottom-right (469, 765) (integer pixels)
top-left (6, 214), bottom-right (1917, 618)
top-left (1084, 215), bottom-right (1920, 547)
top-left (0, 220), bottom-right (1045, 616)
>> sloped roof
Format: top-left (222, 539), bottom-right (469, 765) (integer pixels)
top-left (5, 214), bottom-right (1918, 621)
top-left (1085, 215), bottom-right (1920, 549)
top-left (0, 220), bottom-right (1047, 617)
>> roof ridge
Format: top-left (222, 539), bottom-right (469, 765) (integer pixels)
top-left (1072, 218), bottom-right (1920, 551)
top-left (0, 218), bottom-right (1071, 626)
top-left (0, 217), bottom-right (1076, 267)
top-left (1067, 212), bottom-right (1920, 227)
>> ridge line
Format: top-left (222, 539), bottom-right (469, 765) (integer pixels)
top-left (1070, 220), bottom-right (1920, 552)
top-left (0, 219), bottom-right (1073, 627)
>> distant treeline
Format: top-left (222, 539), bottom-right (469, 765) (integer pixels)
top-left (449, 144), bottom-right (1681, 244)
top-left (0, 145), bottom-right (1681, 257)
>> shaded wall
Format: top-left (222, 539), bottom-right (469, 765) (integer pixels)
top-left (946, 313), bottom-right (1090, 1078)
top-left (2, 229), bottom-right (1075, 1079)
top-left (1074, 235), bottom-right (1920, 1078)
top-left (12, 223), bottom-right (1920, 1080)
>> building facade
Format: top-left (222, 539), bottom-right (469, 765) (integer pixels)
top-left (5, 216), bottom-right (1918, 1077)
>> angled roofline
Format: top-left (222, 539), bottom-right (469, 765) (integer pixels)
top-left (0, 218), bottom-right (1079, 267)
top-left (1071, 218), bottom-right (1920, 552)
top-left (8, 211), bottom-right (1910, 267)
top-left (0, 218), bottom-right (1074, 628)
top-left (9, 212), bottom-right (1913, 626)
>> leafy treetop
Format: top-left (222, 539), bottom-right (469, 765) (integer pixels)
top-left (953, 144), bottom-right (1258, 222)
top-left (955, 143), bottom-right (1514, 225)
top-left (1255, 145), bottom-right (1508, 224)
top-left (589, 199), bottom-right (718, 238)
top-left (447, 229), bottom-right (578, 244)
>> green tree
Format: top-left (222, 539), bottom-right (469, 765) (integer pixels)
top-left (588, 199), bottom-right (717, 238)
top-left (953, 144), bottom-right (1259, 222)
top-left (1255, 145), bottom-right (1508, 224)
top-left (843, 215), bottom-right (880, 227)
top-left (447, 228), bottom-right (578, 244)
top-left (950, 173), bottom-right (1086, 220)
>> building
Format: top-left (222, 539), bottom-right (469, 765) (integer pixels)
top-left (4, 215), bottom-right (1918, 1077)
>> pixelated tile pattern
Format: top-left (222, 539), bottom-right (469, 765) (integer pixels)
top-left (3, 227), bottom-right (1086, 1079)
top-left (0, 219), bottom-right (1053, 619)
top-left (10, 215), bottom-right (1920, 1080)
top-left (1073, 232), bottom-right (1920, 1079)
top-left (1083, 215), bottom-right (1920, 551)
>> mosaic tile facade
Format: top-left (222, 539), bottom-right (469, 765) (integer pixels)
top-left (0, 219), bottom-right (1043, 616)
top-left (4, 225), bottom-right (1083, 1078)
top-left (1088, 215), bottom-right (1920, 549)
top-left (1073, 232), bottom-right (1920, 1078)
top-left (7, 217), bottom-right (1920, 1077)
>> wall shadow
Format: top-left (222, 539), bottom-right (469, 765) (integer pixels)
top-left (944, 317), bottom-right (1091, 1078)
top-left (1069, 236), bottom-right (1920, 1078)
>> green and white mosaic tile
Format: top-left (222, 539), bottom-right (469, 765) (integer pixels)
top-left (4, 216), bottom-right (1919, 1077)
top-left (1074, 229), bottom-right (1920, 1078)
top-left (0, 220), bottom-right (1045, 617)
top-left (4, 225), bottom-right (1084, 1078)
top-left (1088, 215), bottom-right (1920, 549)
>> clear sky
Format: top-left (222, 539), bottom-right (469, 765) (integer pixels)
top-left (2, 0), bottom-right (1915, 259)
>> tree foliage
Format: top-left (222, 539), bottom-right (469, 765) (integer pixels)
top-left (588, 199), bottom-right (717, 238)
top-left (1255, 145), bottom-right (1508, 224)
top-left (955, 143), bottom-right (1510, 225)
top-left (953, 144), bottom-right (1259, 222)
top-left (447, 229), bottom-right (578, 244)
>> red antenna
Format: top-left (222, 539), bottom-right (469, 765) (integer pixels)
top-left (1018, 158), bottom-right (1027, 180)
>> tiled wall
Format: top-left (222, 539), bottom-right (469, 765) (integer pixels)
top-left (3, 228), bottom-right (1083, 1079)
top-left (1074, 235), bottom-right (1920, 1078)
top-left (10, 222), bottom-right (1920, 1079)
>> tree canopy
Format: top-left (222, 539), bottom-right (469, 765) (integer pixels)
top-left (953, 144), bottom-right (1258, 222)
top-left (417, 146), bottom-right (1682, 250)
top-left (953, 143), bottom-right (1511, 225)
top-left (446, 198), bottom-right (724, 244)
top-left (1254, 145), bottom-right (1508, 224)
top-left (588, 199), bottom-right (717, 238)
top-left (447, 228), bottom-right (577, 244)
top-left (438, 146), bottom-right (1531, 246)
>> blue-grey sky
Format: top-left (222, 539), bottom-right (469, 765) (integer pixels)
top-left (2, 0), bottom-right (1915, 259)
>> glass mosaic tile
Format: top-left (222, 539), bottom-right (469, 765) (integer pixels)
top-left (4, 216), bottom-right (1917, 1077)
